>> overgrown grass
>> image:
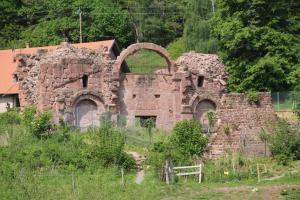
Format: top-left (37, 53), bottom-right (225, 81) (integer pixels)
top-left (1, 167), bottom-right (299, 200)
top-left (1, 110), bottom-right (300, 199)
top-left (125, 49), bottom-right (168, 73)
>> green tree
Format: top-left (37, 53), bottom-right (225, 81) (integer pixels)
top-left (0, 0), bottom-right (25, 49)
top-left (120, 0), bottom-right (186, 46)
top-left (171, 119), bottom-right (208, 158)
top-left (184, 0), bottom-right (218, 53)
top-left (19, 0), bottom-right (134, 48)
top-left (211, 0), bottom-right (300, 92)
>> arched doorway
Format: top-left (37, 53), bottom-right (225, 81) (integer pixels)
top-left (75, 99), bottom-right (99, 129)
top-left (194, 99), bottom-right (216, 133)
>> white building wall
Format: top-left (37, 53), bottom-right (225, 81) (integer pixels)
top-left (0, 95), bottom-right (18, 113)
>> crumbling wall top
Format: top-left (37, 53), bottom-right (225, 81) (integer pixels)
top-left (176, 52), bottom-right (228, 81)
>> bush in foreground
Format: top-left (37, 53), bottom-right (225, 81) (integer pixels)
top-left (0, 109), bottom-right (136, 174)
top-left (266, 120), bottom-right (300, 165)
top-left (149, 120), bottom-right (208, 174)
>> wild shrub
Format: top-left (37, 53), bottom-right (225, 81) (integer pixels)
top-left (267, 120), bottom-right (300, 165)
top-left (171, 119), bottom-right (208, 158)
top-left (86, 127), bottom-right (136, 170)
top-left (291, 90), bottom-right (300, 120)
top-left (0, 109), bottom-right (21, 125)
top-left (144, 118), bottom-right (155, 143)
top-left (22, 107), bottom-right (37, 129)
top-left (166, 38), bottom-right (186, 59)
top-left (0, 126), bottom-right (136, 173)
top-left (149, 119), bottom-right (208, 174)
top-left (246, 91), bottom-right (260, 105)
top-left (30, 111), bottom-right (53, 139)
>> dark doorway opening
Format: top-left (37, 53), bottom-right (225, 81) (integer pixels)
top-left (135, 116), bottom-right (157, 128)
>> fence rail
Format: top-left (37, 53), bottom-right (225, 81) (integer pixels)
top-left (173, 164), bottom-right (202, 183)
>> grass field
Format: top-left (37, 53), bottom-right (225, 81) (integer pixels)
top-left (2, 168), bottom-right (299, 200)
top-left (125, 49), bottom-right (168, 73)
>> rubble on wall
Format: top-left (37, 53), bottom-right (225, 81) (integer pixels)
top-left (15, 42), bottom-right (279, 158)
top-left (16, 43), bottom-right (114, 114)
top-left (176, 52), bottom-right (228, 82)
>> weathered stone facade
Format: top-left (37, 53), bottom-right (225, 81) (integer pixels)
top-left (15, 42), bottom-right (277, 157)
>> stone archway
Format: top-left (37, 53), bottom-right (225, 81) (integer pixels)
top-left (75, 99), bottom-right (99, 129)
top-left (113, 43), bottom-right (174, 73)
top-left (194, 99), bottom-right (217, 132)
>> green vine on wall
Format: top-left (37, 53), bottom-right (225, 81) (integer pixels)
top-left (246, 91), bottom-right (260, 105)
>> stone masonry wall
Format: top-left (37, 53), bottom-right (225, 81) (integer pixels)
top-left (209, 93), bottom-right (277, 158)
top-left (16, 43), bottom-right (119, 124)
top-left (119, 73), bottom-right (178, 129)
top-left (15, 42), bottom-right (278, 158)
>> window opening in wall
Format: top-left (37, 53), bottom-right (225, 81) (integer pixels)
top-left (82, 75), bottom-right (88, 88)
top-left (14, 95), bottom-right (20, 107)
top-left (13, 74), bottom-right (19, 83)
top-left (135, 116), bottom-right (156, 128)
top-left (197, 76), bottom-right (204, 87)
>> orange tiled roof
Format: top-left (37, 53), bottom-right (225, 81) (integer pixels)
top-left (0, 40), bottom-right (115, 94)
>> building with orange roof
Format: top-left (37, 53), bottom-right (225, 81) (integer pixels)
top-left (0, 39), bottom-right (120, 112)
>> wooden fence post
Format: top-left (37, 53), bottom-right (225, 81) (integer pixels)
top-left (165, 160), bottom-right (170, 185)
top-left (121, 168), bottom-right (125, 186)
top-left (257, 164), bottom-right (260, 182)
top-left (71, 172), bottom-right (76, 195)
top-left (199, 164), bottom-right (202, 183)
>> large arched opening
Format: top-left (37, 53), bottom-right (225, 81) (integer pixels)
top-left (114, 43), bottom-right (174, 74)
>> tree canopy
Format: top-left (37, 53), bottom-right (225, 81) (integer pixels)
top-left (211, 0), bottom-right (300, 92)
top-left (0, 0), bottom-right (299, 92)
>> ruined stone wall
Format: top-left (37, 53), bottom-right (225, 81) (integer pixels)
top-left (119, 73), bottom-right (179, 129)
top-left (209, 93), bottom-right (277, 158)
top-left (15, 42), bottom-right (279, 158)
top-left (16, 43), bottom-right (118, 124)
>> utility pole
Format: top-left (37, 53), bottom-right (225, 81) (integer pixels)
top-left (211, 0), bottom-right (215, 13)
top-left (78, 7), bottom-right (83, 43)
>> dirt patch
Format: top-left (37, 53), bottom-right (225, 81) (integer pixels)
top-left (126, 151), bottom-right (146, 184)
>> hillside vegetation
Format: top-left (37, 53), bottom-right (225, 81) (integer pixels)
top-left (0, 109), bottom-right (300, 199)
top-left (1, 0), bottom-right (299, 92)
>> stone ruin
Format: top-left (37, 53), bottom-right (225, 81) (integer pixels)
top-left (15, 42), bottom-right (277, 158)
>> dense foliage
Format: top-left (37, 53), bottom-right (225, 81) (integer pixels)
top-left (211, 0), bottom-right (300, 92)
top-left (292, 89), bottom-right (300, 120)
top-left (0, 109), bottom-right (136, 176)
top-left (265, 120), bottom-right (300, 165)
top-left (183, 0), bottom-right (218, 53)
top-left (149, 120), bottom-right (208, 173)
top-left (0, 0), bottom-right (188, 49)
top-left (0, 0), bottom-right (299, 93)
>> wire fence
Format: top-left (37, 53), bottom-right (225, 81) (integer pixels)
top-left (271, 92), bottom-right (299, 112)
